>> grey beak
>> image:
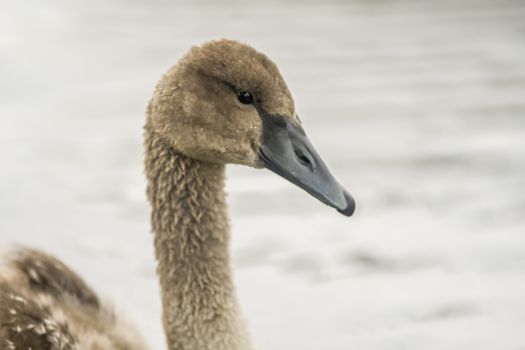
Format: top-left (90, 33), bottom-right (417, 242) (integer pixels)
top-left (258, 114), bottom-right (355, 217)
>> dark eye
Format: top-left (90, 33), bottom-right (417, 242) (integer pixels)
top-left (237, 91), bottom-right (254, 105)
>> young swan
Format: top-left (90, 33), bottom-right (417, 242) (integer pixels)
top-left (0, 39), bottom-right (354, 350)
top-left (146, 39), bottom-right (354, 350)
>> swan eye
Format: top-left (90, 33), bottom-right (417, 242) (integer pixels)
top-left (237, 91), bottom-right (254, 105)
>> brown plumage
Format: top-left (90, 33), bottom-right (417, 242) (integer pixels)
top-left (0, 249), bottom-right (147, 349)
top-left (143, 39), bottom-right (294, 349)
top-left (0, 39), bottom-right (353, 350)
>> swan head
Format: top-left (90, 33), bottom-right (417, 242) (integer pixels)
top-left (147, 39), bottom-right (355, 216)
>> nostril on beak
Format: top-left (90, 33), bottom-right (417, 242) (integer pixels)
top-left (294, 148), bottom-right (314, 171)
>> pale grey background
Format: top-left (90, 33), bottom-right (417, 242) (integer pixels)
top-left (1, 0), bottom-right (525, 349)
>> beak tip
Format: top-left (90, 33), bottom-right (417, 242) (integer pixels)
top-left (337, 190), bottom-right (355, 217)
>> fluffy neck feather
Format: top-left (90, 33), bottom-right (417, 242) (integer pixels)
top-left (144, 126), bottom-right (253, 350)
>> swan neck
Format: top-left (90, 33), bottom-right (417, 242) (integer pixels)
top-left (144, 127), bottom-right (253, 350)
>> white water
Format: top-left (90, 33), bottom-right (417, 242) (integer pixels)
top-left (1, 0), bottom-right (525, 349)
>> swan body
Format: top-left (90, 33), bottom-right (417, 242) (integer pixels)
top-left (0, 39), bottom-right (354, 350)
top-left (0, 249), bottom-right (147, 349)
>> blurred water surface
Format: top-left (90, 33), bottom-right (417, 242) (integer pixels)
top-left (1, 0), bottom-right (525, 349)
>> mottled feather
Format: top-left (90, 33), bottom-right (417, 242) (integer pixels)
top-left (0, 248), bottom-right (147, 350)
